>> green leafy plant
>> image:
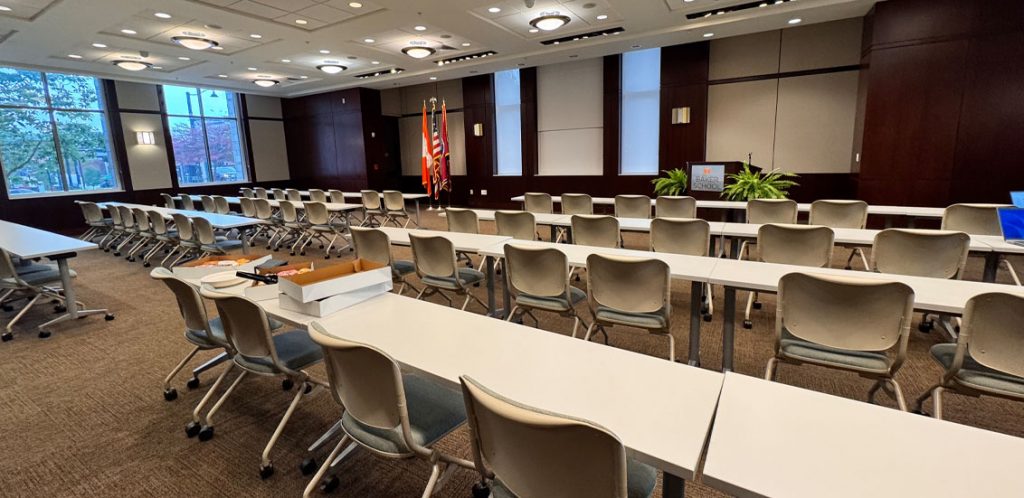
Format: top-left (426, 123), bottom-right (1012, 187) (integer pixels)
top-left (721, 163), bottom-right (799, 201)
top-left (651, 168), bottom-right (689, 196)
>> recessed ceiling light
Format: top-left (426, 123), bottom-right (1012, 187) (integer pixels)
top-left (67, 54), bottom-right (82, 59)
top-left (596, 14), bottom-right (608, 20)
top-left (363, 38), bottom-right (375, 43)
top-left (0, 6), bottom-right (11, 12)
top-left (528, 28), bottom-right (539, 33)
top-left (247, 67), bottom-right (258, 71)
top-left (488, 7), bottom-right (501, 13)
top-left (295, 19), bottom-right (308, 25)
top-left (317, 64), bottom-right (347, 74)
top-left (91, 43), bottom-right (107, 48)
top-left (279, 59), bottom-right (290, 63)
top-left (371, 60), bottom-right (380, 65)
top-left (218, 74), bottom-right (228, 78)
top-left (349, 1), bottom-right (362, 7)
top-left (299, 75), bottom-right (309, 79)
top-left (684, 0), bottom-right (695, 2)
top-left (788, 18), bottom-right (802, 24)
top-left (402, 46), bottom-right (436, 59)
top-left (152, 66), bottom-right (163, 70)
top-left (530, 14), bottom-right (570, 31)
top-left (414, 25), bottom-right (427, 31)
top-left (121, 28), bottom-right (137, 35)
top-left (178, 56), bottom-right (191, 61)
top-left (250, 33), bottom-right (262, 39)
top-left (253, 79), bottom-right (279, 88)
top-left (113, 60), bottom-right (151, 71)
top-left (154, 12), bottom-right (171, 19)
top-left (461, 42), bottom-right (471, 47)
top-left (172, 36), bottom-right (219, 50)
top-left (703, 32), bottom-right (714, 38)
top-left (319, 49), bottom-right (330, 54)
top-left (429, 76), bottom-right (437, 80)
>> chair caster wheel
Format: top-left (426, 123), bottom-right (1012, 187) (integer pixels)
top-left (496, 269), bottom-right (502, 275)
top-left (300, 252), bottom-right (306, 256)
top-left (2, 305), bottom-right (13, 312)
top-left (324, 256), bottom-right (331, 260)
top-left (320, 475), bottom-right (339, 493)
top-left (186, 377), bottom-right (200, 389)
top-left (185, 421), bottom-right (201, 438)
top-left (742, 320), bottom-right (753, 329)
top-left (472, 482), bottom-right (491, 498)
top-left (299, 458), bottom-right (318, 476)
top-left (143, 263), bottom-right (151, 268)
top-left (700, 304), bottom-right (709, 315)
top-left (844, 265), bottom-right (853, 270)
top-left (54, 305), bottom-right (66, 313)
top-left (198, 426), bottom-right (214, 441)
top-left (127, 258), bottom-right (135, 262)
top-left (918, 321), bottom-right (934, 333)
top-left (752, 302), bottom-right (762, 310)
top-left (113, 253), bottom-right (120, 256)
top-left (105, 314), bottom-right (115, 321)
top-left (38, 330), bottom-right (51, 339)
top-left (164, 389), bottom-right (178, 401)
top-left (259, 464), bottom-right (274, 480)
top-left (289, 252), bottom-right (296, 256)
top-left (574, 275), bottom-right (581, 282)
top-left (473, 282), bottom-right (480, 287)
top-left (303, 383), bottom-right (314, 394)
top-left (282, 378), bottom-right (294, 390)
top-left (319, 245), bottom-right (325, 249)
top-left (703, 314), bottom-right (713, 322)
top-left (912, 409), bottom-right (927, 416)
top-left (1, 332), bottom-right (12, 342)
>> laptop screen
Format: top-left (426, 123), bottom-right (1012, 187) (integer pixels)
top-left (1011, 191), bottom-right (1024, 208)
top-left (999, 208), bottom-right (1024, 241)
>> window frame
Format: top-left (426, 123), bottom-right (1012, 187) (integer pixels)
top-left (493, 69), bottom-right (524, 177)
top-left (619, 48), bottom-right (662, 176)
top-left (161, 84), bottom-right (249, 187)
top-left (0, 69), bottom-right (122, 198)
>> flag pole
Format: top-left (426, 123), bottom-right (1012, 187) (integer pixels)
top-left (428, 98), bottom-right (437, 211)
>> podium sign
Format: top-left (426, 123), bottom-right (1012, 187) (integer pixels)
top-left (692, 164), bottom-right (726, 192)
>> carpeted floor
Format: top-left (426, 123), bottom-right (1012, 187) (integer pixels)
top-left (2, 211), bottom-right (1022, 498)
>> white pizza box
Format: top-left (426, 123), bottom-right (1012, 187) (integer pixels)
top-left (278, 280), bottom-right (392, 317)
top-left (278, 259), bottom-right (393, 304)
top-left (242, 261), bottom-right (317, 301)
top-left (173, 254), bottom-right (271, 279)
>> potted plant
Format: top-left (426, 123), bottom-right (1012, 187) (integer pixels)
top-left (721, 163), bottom-right (799, 201)
top-left (651, 168), bottom-right (689, 196)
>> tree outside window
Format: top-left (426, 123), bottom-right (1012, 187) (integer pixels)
top-left (163, 85), bottom-right (247, 186)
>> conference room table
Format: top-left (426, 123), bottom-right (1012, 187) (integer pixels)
top-left (248, 190), bottom-right (430, 226)
top-left (0, 220), bottom-right (110, 336)
top-left (703, 372), bottom-right (1024, 497)
top-left (96, 202), bottom-right (264, 255)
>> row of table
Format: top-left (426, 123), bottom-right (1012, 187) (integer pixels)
top-left (233, 190), bottom-right (430, 226)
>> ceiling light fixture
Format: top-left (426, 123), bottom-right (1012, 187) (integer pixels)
top-left (363, 38), bottom-right (375, 43)
top-left (317, 64), bottom-right (347, 74)
top-left (218, 74), bottom-right (228, 78)
top-left (530, 13), bottom-right (571, 31)
top-left (113, 60), bottom-right (151, 71)
top-left (461, 42), bottom-right (471, 47)
top-left (295, 19), bottom-right (308, 25)
top-left (349, 1), bottom-right (362, 7)
top-left (67, 54), bottom-right (82, 59)
top-left (91, 43), bottom-right (107, 48)
top-left (429, 76), bottom-right (437, 80)
top-left (488, 7), bottom-right (501, 13)
top-left (703, 32), bottom-right (714, 37)
top-left (250, 33), bottom-right (262, 39)
top-left (402, 46), bottom-right (436, 59)
top-left (528, 28), bottom-right (539, 33)
top-left (788, 17), bottom-right (802, 24)
top-left (154, 12), bottom-right (172, 19)
top-left (247, 67), bottom-right (258, 71)
top-left (319, 49), bottom-right (331, 54)
top-left (414, 25), bottom-right (427, 31)
top-left (211, 46), bottom-right (223, 50)
top-left (120, 28), bottom-right (137, 35)
top-left (178, 56), bottom-right (191, 61)
top-left (371, 60), bottom-right (379, 64)
top-left (596, 14), bottom-right (608, 20)
top-left (281, 59), bottom-right (291, 63)
top-left (172, 36), bottom-right (219, 50)
top-left (253, 79), bottom-right (279, 88)
top-left (0, 6), bottom-right (11, 11)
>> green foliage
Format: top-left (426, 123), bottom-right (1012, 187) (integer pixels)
top-left (651, 168), bottom-right (689, 196)
top-left (721, 162), bottom-right (799, 201)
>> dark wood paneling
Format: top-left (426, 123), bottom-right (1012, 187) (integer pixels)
top-left (602, 54), bottom-right (621, 177)
top-left (519, 68), bottom-right (538, 178)
top-left (660, 42), bottom-right (709, 173)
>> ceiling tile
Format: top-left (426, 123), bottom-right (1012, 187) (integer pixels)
top-left (226, 0), bottom-right (288, 19)
top-left (253, 0), bottom-right (318, 11)
top-left (295, 4), bottom-right (352, 23)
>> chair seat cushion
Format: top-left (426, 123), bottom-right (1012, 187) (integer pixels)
top-left (203, 240), bottom-right (243, 252)
top-left (186, 316), bottom-right (283, 347)
top-left (930, 344), bottom-right (1024, 397)
top-left (595, 306), bottom-right (667, 330)
top-left (490, 457), bottom-right (656, 498)
top-left (422, 268), bottom-right (485, 290)
top-left (341, 374), bottom-right (466, 455)
top-left (15, 262), bottom-right (57, 275)
top-left (6, 269), bottom-right (76, 287)
top-left (392, 260), bottom-right (415, 276)
top-left (516, 286), bottom-right (586, 312)
top-left (237, 330), bottom-right (323, 373)
top-left (780, 337), bottom-right (891, 373)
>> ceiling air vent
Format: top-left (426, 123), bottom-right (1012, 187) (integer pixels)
top-left (686, 0), bottom-right (796, 20)
top-left (540, 27), bottom-right (624, 46)
top-left (354, 68), bottom-right (405, 79)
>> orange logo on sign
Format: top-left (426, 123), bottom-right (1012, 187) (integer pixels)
top-left (703, 168), bottom-right (711, 174)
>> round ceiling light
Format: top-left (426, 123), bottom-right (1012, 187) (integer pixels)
top-left (317, 64), bottom-right (347, 74)
top-left (402, 46), bottom-right (436, 59)
top-left (253, 79), bottom-right (279, 88)
top-left (530, 14), bottom-right (570, 31)
top-left (113, 60), bottom-right (152, 71)
top-left (172, 36), bottom-right (219, 50)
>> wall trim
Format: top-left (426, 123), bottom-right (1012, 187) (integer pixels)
top-left (708, 64), bottom-right (861, 86)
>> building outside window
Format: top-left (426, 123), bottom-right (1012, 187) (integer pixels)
top-left (163, 85), bottom-right (247, 185)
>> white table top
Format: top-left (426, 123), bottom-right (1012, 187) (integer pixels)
top-left (703, 372), bottom-right (1024, 498)
top-left (0, 220), bottom-right (97, 259)
top-left (314, 292), bottom-right (725, 480)
top-left (441, 209), bottom-right (572, 227)
top-left (718, 223), bottom-right (995, 252)
top-left (975, 234), bottom-right (1024, 255)
top-left (179, 195), bottom-right (361, 212)
top-left (377, 227), bottom-right (511, 253)
top-left (99, 202), bottom-right (262, 229)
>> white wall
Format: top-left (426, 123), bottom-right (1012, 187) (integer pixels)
top-left (120, 112), bottom-right (172, 190)
top-left (537, 58), bottom-right (604, 176)
top-left (394, 80), bottom-right (467, 177)
top-left (248, 120), bottom-right (290, 182)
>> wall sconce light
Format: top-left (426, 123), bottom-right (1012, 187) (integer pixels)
top-left (473, 123), bottom-right (484, 137)
top-left (671, 107), bottom-right (691, 125)
top-left (135, 131), bottom-right (156, 145)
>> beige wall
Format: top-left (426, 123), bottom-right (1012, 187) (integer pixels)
top-left (248, 120), bottom-right (290, 182)
top-left (245, 94), bottom-right (283, 119)
top-left (537, 58), bottom-right (604, 176)
top-left (114, 81), bottom-right (160, 111)
top-left (120, 112), bottom-right (172, 190)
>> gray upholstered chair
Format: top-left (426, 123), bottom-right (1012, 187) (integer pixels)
top-left (410, 234), bottom-right (488, 312)
top-left (445, 207), bottom-right (482, 268)
top-left (212, 195), bottom-right (233, 215)
top-left (160, 193), bottom-right (177, 209)
top-left (270, 200), bottom-right (306, 253)
top-left (308, 189), bottom-right (328, 203)
top-left (271, 187), bottom-right (287, 200)
top-left (767, 272), bottom-right (915, 411)
top-left (584, 254), bottom-right (674, 361)
top-left (495, 210), bottom-right (536, 241)
top-left (359, 190), bottom-right (386, 227)
top-left (112, 205), bottom-right (139, 256)
top-left (571, 215), bottom-right (619, 248)
top-left (200, 195), bottom-right (217, 213)
top-left (942, 203), bottom-right (1020, 285)
top-left (303, 325), bottom-right (472, 498)
top-left (743, 224), bottom-right (835, 329)
top-left (143, 210), bottom-right (177, 267)
top-left (193, 217), bottom-right (242, 257)
top-left (286, 188), bottom-right (303, 202)
top-left (197, 287), bottom-right (325, 479)
top-left (524, 192), bottom-right (553, 214)
top-left (124, 207), bottom-right (156, 262)
top-left (655, 196), bottom-right (696, 219)
top-left (179, 194), bottom-right (196, 210)
top-left (351, 227), bottom-right (419, 296)
top-left (168, 214), bottom-right (201, 266)
top-left (650, 217), bottom-right (714, 320)
top-left (914, 292), bottom-right (1024, 419)
top-left (561, 193), bottom-right (594, 215)
top-left (809, 199), bottom-right (870, 270)
top-left (299, 201), bottom-right (349, 258)
top-left (503, 244), bottom-right (589, 337)
top-left (78, 201), bottom-right (112, 242)
top-left (240, 187), bottom-right (254, 198)
top-left (382, 190), bottom-right (417, 228)
top-left (460, 375), bottom-right (657, 498)
top-left (739, 199), bottom-right (800, 260)
top-left (328, 189), bottom-right (345, 204)
top-left (0, 249), bottom-right (78, 342)
top-left (614, 195), bottom-right (651, 219)
top-left (253, 187), bottom-right (268, 199)
top-left (99, 204), bottom-right (125, 251)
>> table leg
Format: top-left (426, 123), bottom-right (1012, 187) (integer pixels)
top-left (501, 258), bottom-right (511, 317)
top-left (688, 281), bottom-right (702, 367)
top-left (241, 229), bottom-right (250, 255)
top-left (414, 200), bottom-right (422, 227)
top-left (549, 225), bottom-right (556, 242)
top-left (39, 256), bottom-right (111, 336)
top-left (722, 286), bottom-right (736, 372)
top-left (983, 253), bottom-right (1000, 283)
top-left (728, 236), bottom-right (740, 259)
top-left (663, 473), bottom-right (686, 498)
top-left (907, 217), bottom-right (916, 229)
top-left (485, 255), bottom-right (499, 318)
top-left (884, 215), bottom-right (894, 229)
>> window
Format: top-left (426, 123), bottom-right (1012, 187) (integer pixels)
top-left (620, 48), bottom-right (661, 175)
top-left (163, 85), bottom-right (247, 185)
top-left (0, 68), bottom-right (119, 197)
top-left (494, 69), bottom-right (523, 176)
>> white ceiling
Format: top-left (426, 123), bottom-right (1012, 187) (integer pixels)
top-left (0, 0), bottom-right (879, 98)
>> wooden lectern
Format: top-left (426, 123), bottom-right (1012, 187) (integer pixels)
top-left (685, 161), bottom-right (761, 201)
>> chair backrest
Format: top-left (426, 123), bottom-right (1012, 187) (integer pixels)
top-left (871, 229), bottom-right (970, 279)
top-left (286, 188), bottom-right (302, 202)
top-left (118, 206), bottom-right (136, 229)
top-left (460, 375), bottom-right (629, 498)
top-left (809, 200), bottom-right (868, 229)
top-left (382, 191), bottom-right (405, 212)
top-left (308, 189), bottom-right (327, 203)
top-left (149, 267), bottom-right (219, 345)
top-left (191, 217), bottom-right (218, 245)
top-left (614, 195), bottom-right (651, 219)
top-left (328, 189), bottom-right (346, 203)
top-left (561, 193), bottom-right (593, 215)
top-left (147, 211), bottom-right (169, 236)
top-left (756, 224), bottom-right (834, 267)
top-left (253, 199), bottom-right (274, 221)
top-left (959, 293), bottom-right (1024, 378)
top-left (351, 227), bottom-right (393, 266)
top-left (650, 218), bottom-right (710, 256)
top-left (495, 211), bottom-right (536, 241)
top-left (571, 215), bottom-right (619, 248)
top-left (213, 196), bottom-right (230, 214)
top-left (109, 204), bottom-right (124, 226)
top-left (171, 214), bottom-right (194, 242)
top-left (179, 194), bottom-right (196, 210)
top-left (200, 195), bottom-right (216, 212)
top-left (200, 288), bottom-right (284, 368)
top-left (0, 250), bottom-right (23, 282)
top-left (445, 208), bottom-right (480, 234)
top-left (132, 208), bottom-right (151, 233)
top-left (79, 201), bottom-right (105, 224)
top-left (305, 202), bottom-right (330, 225)
top-left (504, 244), bottom-right (572, 299)
top-left (655, 196), bottom-right (696, 219)
top-left (941, 203), bottom-right (1009, 236)
top-left (279, 200), bottom-right (300, 223)
top-left (253, 187), bottom-right (268, 199)
top-left (160, 193), bottom-right (176, 209)
top-left (409, 234), bottom-right (458, 280)
top-left (238, 197), bottom-right (257, 217)
top-left (361, 190), bottom-right (382, 210)
top-left (524, 192), bottom-right (553, 214)
top-left (240, 187), bottom-right (254, 198)
top-left (747, 199), bottom-right (798, 224)
top-left (271, 188), bottom-right (286, 200)
top-left (586, 254), bottom-right (670, 315)
top-left (778, 272), bottom-right (914, 356)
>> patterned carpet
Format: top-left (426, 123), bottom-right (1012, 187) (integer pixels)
top-left (2, 211), bottom-right (1022, 498)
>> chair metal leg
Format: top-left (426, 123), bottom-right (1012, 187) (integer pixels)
top-left (583, 322), bottom-right (596, 341)
top-left (6, 294), bottom-right (42, 333)
top-left (888, 378), bottom-right (908, 411)
top-left (505, 305), bottom-right (520, 322)
top-left (303, 435), bottom-right (351, 498)
top-left (164, 346), bottom-right (201, 394)
top-left (667, 333), bottom-right (675, 362)
top-left (261, 379), bottom-right (311, 470)
top-left (190, 363), bottom-right (234, 425)
top-left (192, 351), bottom-right (229, 378)
top-left (764, 357), bottom-right (779, 381)
top-left (1002, 259), bottom-right (1022, 286)
top-left (422, 461), bottom-right (444, 498)
top-left (932, 386), bottom-right (945, 420)
top-left (202, 370), bottom-right (249, 427)
top-left (913, 384), bottom-right (940, 415)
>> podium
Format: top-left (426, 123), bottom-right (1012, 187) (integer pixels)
top-left (685, 161), bottom-right (761, 201)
